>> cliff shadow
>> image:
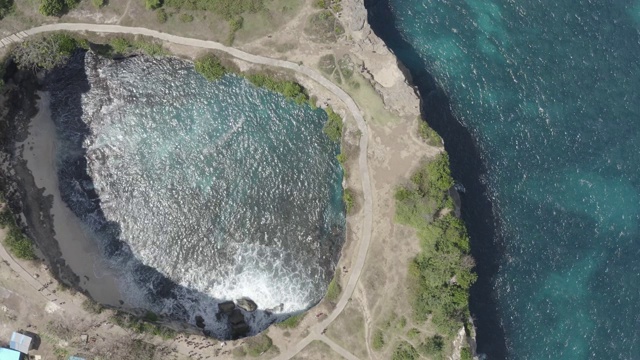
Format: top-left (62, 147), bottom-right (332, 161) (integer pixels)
top-left (4, 50), bottom-right (299, 340)
top-left (364, 0), bottom-right (508, 358)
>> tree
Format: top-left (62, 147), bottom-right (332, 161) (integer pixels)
top-left (0, 0), bottom-right (14, 20)
top-left (39, 0), bottom-right (64, 16)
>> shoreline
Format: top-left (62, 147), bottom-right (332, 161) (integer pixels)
top-left (19, 91), bottom-right (123, 306)
top-left (363, 0), bottom-right (508, 357)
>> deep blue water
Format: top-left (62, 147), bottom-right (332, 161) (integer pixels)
top-left (366, 0), bottom-right (640, 358)
top-left (46, 52), bottom-right (344, 336)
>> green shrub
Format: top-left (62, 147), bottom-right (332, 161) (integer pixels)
top-left (336, 153), bottom-right (346, 165)
top-left (245, 74), bottom-right (307, 102)
top-left (343, 188), bottom-right (354, 213)
top-left (5, 227), bottom-right (36, 260)
top-left (156, 8), bottom-right (168, 23)
top-left (322, 106), bottom-right (342, 142)
top-left (194, 54), bottom-right (228, 81)
top-left (325, 268), bottom-right (341, 303)
top-left (461, 346), bottom-right (473, 360)
top-left (82, 298), bottom-right (104, 314)
top-left (0, 0), bottom-right (14, 20)
top-left (395, 153), bottom-right (476, 338)
top-left (277, 313), bottom-right (305, 328)
top-left (244, 334), bottom-right (272, 357)
top-left (419, 122), bottom-right (443, 146)
top-left (179, 13), bottom-right (193, 22)
top-left (392, 341), bottom-right (419, 360)
top-left (419, 335), bottom-right (444, 356)
top-left (110, 37), bottom-right (132, 54)
top-left (313, 0), bottom-right (326, 8)
top-left (372, 330), bottom-right (385, 351)
top-left (39, 0), bottom-right (64, 16)
top-left (0, 208), bottom-right (13, 228)
top-left (91, 0), bottom-right (105, 8)
top-left (146, 0), bottom-right (162, 10)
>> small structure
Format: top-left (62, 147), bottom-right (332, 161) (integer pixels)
top-left (0, 348), bottom-right (22, 360)
top-left (68, 356), bottom-right (86, 360)
top-left (9, 333), bottom-right (31, 354)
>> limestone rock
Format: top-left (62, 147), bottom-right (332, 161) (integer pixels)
top-left (236, 297), bottom-right (257, 312)
top-left (218, 301), bottom-right (235, 315)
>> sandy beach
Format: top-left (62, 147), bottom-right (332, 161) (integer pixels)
top-left (20, 92), bottom-right (123, 306)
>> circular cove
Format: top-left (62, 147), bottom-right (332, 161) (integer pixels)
top-left (46, 52), bottom-right (345, 337)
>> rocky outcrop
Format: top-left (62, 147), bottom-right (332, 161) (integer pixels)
top-left (236, 297), bottom-right (257, 312)
top-left (342, 0), bottom-right (421, 119)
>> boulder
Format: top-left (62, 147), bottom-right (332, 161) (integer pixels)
top-left (236, 297), bottom-right (258, 312)
top-left (218, 301), bottom-right (236, 314)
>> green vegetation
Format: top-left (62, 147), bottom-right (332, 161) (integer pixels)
top-left (343, 188), bottom-right (354, 213)
top-left (245, 73), bottom-right (307, 103)
top-left (108, 37), bottom-right (166, 56)
top-left (0, 208), bottom-right (36, 260)
top-left (162, 0), bottom-right (264, 20)
top-left (53, 347), bottom-right (69, 360)
top-left (277, 312), bottom-right (305, 328)
top-left (81, 298), bottom-right (104, 314)
top-left (418, 335), bottom-right (445, 358)
top-left (244, 333), bottom-right (273, 357)
top-left (156, 8), bottom-right (168, 23)
top-left (305, 10), bottom-right (344, 43)
top-left (146, 0), bottom-right (162, 10)
top-left (39, 0), bottom-right (79, 16)
top-left (392, 341), bottom-right (419, 360)
top-left (407, 327), bottom-right (420, 339)
top-left (194, 53), bottom-right (229, 81)
top-left (461, 346), bottom-right (473, 360)
top-left (325, 268), bottom-right (341, 303)
top-left (0, 0), bottom-right (14, 20)
top-left (179, 13), bottom-right (194, 22)
top-left (109, 311), bottom-right (176, 339)
top-left (313, 0), bottom-right (326, 8)
top-left (336, 153), bottom-right (346, 166)
top-left (12, 33), bottom-right (87, 70)
top-left (419, 121), bottom-right (443, 147)
top-left (395, 153), bottom-right (476, 336)
top-left (91, 0), bottom-right (105, 8)
top-left (322, 106), bottom-right (343, 142)
top-left (372, 329), bottom-right (385, 351)
top-left (226, 16), bottom-right (244, 45)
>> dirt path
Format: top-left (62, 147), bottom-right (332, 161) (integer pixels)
top-left (0, 24), bottom-right (374, 360)
top-left (118, 0), bottom-right (133, 24)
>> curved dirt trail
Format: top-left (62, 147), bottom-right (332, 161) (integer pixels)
top-left (0, 23), bottom-right (374, 359)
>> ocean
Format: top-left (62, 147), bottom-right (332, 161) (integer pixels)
top-left (45, 52), bottom-right (345, 337)
top-left (365, 0), bottom-right (640, 358)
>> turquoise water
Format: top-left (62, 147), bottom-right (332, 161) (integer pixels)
top-left (47, 53), bottom-right (344, 336)
top-left (366, 0), bottom-right (640, 358)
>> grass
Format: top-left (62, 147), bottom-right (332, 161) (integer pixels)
top-left (194, 53), bottom-right (229, 81)
top-left (108, 36), bottom-right (167, 57)
top-left (244, 333), bottom-right (273, 357)
top-left (304, 10), bottom-right (344, 43)
top-left (372, 329), bottom-right (385, 351)
top-left (277, 312), bottom-right (305, 328)
top-left (325, 268), bottom-right (341, 303)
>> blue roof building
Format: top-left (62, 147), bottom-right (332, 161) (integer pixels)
top-left (0, 348), bottom-right (22, 360)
